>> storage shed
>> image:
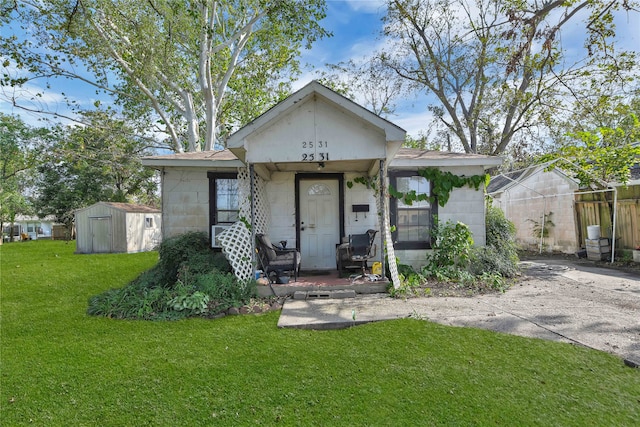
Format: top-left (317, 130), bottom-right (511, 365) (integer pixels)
top-left (75, 202), bottom-right (162, 254)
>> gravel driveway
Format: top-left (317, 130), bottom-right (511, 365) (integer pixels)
top-left (402, 259), bottom-right (640, 366)
top-left (280, 258), bottom-right (640, 366)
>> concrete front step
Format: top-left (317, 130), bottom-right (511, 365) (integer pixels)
top-left (293, 289), bottom-right (356, 300)
top-left (256, 281), bottom-right (388, 297)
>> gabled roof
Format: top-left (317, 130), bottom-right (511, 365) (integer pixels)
top-left (487, 162), bottom-right (579, 194)
top-left (142, 148), bottom-right (503, 170)
top-left (486, 168), bottom-right (532, 194)
top-left (13, 215), bottom-right (58, 223)
top-left (227, 80), bottom-right (406, 155)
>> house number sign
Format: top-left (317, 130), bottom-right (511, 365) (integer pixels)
top-left (300, 140), bottom-right (330, 161)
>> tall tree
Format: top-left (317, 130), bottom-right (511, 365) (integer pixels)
top-left (33, 111), bottom-right (158, 227)
top-left (381, 0), bottom-right (638, 155)
top-left (542, 97), bottom-right (640, 186)
top-left (0, 113), bottom-right (47, 241)
top-left (317, 58), bottom-right (406, 118)
top-left (2, 0), bottom-right (328, 152)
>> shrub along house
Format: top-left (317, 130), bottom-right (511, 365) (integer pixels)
top-left (142, 81), bottom-right (501, 288)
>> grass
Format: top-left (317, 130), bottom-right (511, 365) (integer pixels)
top-left (1, 240), bottom-right (639, 426)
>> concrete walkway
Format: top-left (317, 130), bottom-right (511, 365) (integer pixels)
top-left (278, 259), bottom-right (640, 367)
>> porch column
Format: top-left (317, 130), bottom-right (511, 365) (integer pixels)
top-left (249, 164), bottom-right (257, 266)
top-left (379, 159), bottom-right (386, 277)
top-left (381, 159), bottom-right (401, 289)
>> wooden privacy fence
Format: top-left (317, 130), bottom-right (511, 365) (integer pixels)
top-left (52, 225), bottom-right (73, 240)
top-left (575, 186), bottom-right (640, 250)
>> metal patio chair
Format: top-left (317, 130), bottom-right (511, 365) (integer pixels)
top-left (255, 233), bottom-right (300, 283)
top-left (336, 229), bottom-right (377, 278)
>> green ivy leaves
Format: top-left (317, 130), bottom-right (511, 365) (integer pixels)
top-left (397, 168), bottom-right (489, 207)
top-left (348, 168), bottom-right (488, 208)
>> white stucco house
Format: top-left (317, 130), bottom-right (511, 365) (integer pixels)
top-left (142, 81), bottom-right (502, 283)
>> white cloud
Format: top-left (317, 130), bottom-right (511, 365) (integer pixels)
top-left (343, 0), bottom-right (386, 14)
top-left (394, 110), bottom-right (435, 139)
top-left (292, 71), bottom-right (319, 91)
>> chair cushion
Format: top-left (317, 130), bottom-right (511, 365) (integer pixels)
top-left (268, 259), bottom-right (295, 267)
top-left (277, 251), bottom-right (300, 266)
top-left (257, 234), bottom-right (277, 261)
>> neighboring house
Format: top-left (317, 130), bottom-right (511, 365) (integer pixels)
top-left (142, 81), bottom-right (501, 281)
top-left (2, 215), bottom-right (60, 241)
top-left (75, 202), bottom-right (162, 254)
top-left (488, 162), bottom-right (640, 254)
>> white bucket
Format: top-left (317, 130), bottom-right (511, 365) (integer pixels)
top-left (587, 225), bottom-right (600, 240)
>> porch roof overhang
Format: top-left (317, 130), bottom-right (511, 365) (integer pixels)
top-left (141, 150), bottom-right (244, 170)
top-left (227, 81), bottom-right (405, 179)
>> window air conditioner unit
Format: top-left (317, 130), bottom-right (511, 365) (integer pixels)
top-left (211, 225), bottom-right (230, 248)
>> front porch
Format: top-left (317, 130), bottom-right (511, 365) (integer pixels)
top-left (256, 270), bottom-right (389, 297)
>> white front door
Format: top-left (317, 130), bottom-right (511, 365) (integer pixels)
top-left (299, 180), bottom-right (340, 270)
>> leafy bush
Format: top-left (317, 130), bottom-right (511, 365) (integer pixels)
top-left (156, 232), bottom-right (231, 285)
top-left (470, 204), bottom-right (519, 278)
top-left (195, 271), bottom-right (256, 314)
top-left (422, 219), bottom-right (474, 281)
top-left (412, 210), bottom-right (518, 294)
top-left (384, 255), bottom-right (417, 280)
top-left (88, 232), bottom-right (252, 320)
top-left (87, 284), bottom-right (174, 319)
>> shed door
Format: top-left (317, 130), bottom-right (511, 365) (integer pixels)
top-left (299, 180), bottom-right (340, 270)
top-left (91, 217), bottom-right (112, 253)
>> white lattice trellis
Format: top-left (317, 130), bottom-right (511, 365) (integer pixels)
top-left (217, 221), bottom-right (253, 283)
top-left (237, 167), bottom-right (270, 234)
top-left (374, 165), bottom-right (401, 289)
top-left (219, 167), bottom-right (271, 282)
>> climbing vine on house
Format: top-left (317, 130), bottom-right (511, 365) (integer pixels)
top-left (347, 168), bottom-right (489, 207)
top-left (389, 168), bottom-right (490, 207)
top-left (346, 176), bottom-right (377, 190)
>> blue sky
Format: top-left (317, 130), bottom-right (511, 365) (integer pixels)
top-left (297, 0), bottom-right (640, 138)
top-left (2, 0), bottom-right (638, 140)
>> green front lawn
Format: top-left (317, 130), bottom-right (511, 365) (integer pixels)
top-left (1, 240), bottom-right (638, 425)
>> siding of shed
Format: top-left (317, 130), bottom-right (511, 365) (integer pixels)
top-left (125, 212), bottom-right (162, 253)
top-left (76, 204), bottom-right (126, 253)
top-left (492, 170), bottom-right (579, 253)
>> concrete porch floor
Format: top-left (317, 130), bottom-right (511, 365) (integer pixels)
top-left (256, 270), bottom-right (389, 297)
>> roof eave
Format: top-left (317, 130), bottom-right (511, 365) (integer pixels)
top-left (390, 157), bottom-right (503, 169)
top-left (141, 158), bottom-right (245, 168)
